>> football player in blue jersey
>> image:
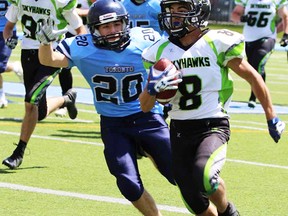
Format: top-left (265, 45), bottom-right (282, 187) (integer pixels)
top-left (37, 0), bottom-right (175, 215)
top-left (0, 0), bottom-right (23, 108)
top-left (121, 0), bottom-right (163, 34)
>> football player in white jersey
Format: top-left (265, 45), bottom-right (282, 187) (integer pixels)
top-left (139, 0), bottom-right (285, 215)
top-left (231, 0), bottom-right (288, 108)
top-left (2, 0), bottom-right (86, 169)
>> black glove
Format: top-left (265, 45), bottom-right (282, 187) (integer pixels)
top-left (280, 33), bottom-right (288, 47)
top-left (240, 14), bottom-right (252, 23)
top-left (5, 36), bottom-right (18, 49)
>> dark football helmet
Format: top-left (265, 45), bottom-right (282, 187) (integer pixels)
top-left (87, 0), bottom-right (130, 50)
top-left (131, 0), bottom-right (146, 5)
top-left (158, 0), bottom-right (211, 38)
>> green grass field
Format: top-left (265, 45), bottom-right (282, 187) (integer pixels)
top-left (0, 24), bottom-right (288, 215)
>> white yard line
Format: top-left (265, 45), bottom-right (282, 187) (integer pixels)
top-left (0, 182), bottom-right (190, 214)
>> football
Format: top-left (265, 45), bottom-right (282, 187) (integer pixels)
top-left (152, 58), bottom-right (179, 104)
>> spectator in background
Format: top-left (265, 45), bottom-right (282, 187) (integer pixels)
top-left (38, 0), bottom-right (175, 215)
top-left (55, 0), bottom-right (93, 117)
top-left (231, 0), bottom-right (288, 108)
top-left (0, 0), bottom-right (23, 108)
top-left (2, 0), bottom-right (86, 170)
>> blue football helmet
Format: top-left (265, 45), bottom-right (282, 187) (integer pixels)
top-left (158, 0), bottom-right (211, 38)
top-left (130, 0), bottom-right (146, 5)
top-left (87, 0), bottom-right (130, 50)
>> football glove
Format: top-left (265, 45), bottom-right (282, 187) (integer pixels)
top-left (279, 33), bottom-right (288, 47)
top-left (5, 36), bottom-right (18, 49)
top-left (147, 66), bottom-right (182, 96)
top-left (267, 117), bottom-right (285, 143)
top-left (36, 18), bottom-right (67, 45)
top-left (240, 14), bottom-right (251, 23)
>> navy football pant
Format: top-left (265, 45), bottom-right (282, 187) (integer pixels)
top-left (100, 112), bottom-right (175, 201)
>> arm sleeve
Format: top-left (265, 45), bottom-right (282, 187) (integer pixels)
top-left (62, 9), bottom-right (83, 30)
top-left (5, 4), bottom-right (18, 23)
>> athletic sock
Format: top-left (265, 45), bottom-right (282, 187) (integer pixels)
top-left (12, 140), bottom-right (27, 158)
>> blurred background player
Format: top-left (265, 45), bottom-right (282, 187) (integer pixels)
top-left (55, 0), bottom-right (94, 117)
top-left (2, 0), bottom-right (86, 170)
top-left (121, 0), bottom-right (163, 34)
top-left (231, 0), bottom-right (288, 108)
top-left (0, 0), bottom-right (23, 108)
top-left (121, 0), bottom-right (172, 119)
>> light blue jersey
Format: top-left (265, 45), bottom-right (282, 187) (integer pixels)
top-left (121, 0), bottom-right (164, 35)
top-left (57, 27), bottom-right (163, 117)
top-left (0, 1), bottom-right (15, 32)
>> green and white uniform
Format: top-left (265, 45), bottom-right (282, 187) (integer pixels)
top-left (6, 0), bottom-right (82, 49)
top-left (143, 28), bottom-right (245, 214)
top-left (142, 29), bottom-right (245, 120)
top-left (235, 0), bottom-right (288, 42)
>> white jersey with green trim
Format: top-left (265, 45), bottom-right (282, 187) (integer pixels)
top-left (235, 0), bottom-right (288, 42)
top-left (142, 29), bottom-right (245, 120)
top-left (6, 0), bottom-right (78, 49)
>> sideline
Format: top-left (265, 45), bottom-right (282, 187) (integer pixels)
top-left (4, 81), bottom-right (288, 114)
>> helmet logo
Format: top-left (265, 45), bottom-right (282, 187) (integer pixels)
top-left (99, 12), bottom-right (118, 24)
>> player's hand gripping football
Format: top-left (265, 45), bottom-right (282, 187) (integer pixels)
top-left (5, 35), bottom-right (18, 49)
top-left (147, 64), bottom-right (182, 96)
top-left (36, 18), bottom-right (68, 45)
top-left (267, 117), bottom-right (285, 143)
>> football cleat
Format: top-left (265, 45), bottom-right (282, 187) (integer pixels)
top-left (248, 100), bottom-right (256, 109)
top-left (0, 95), bottom-right (8, 108)
top-left (2, 155), bottom-right (23, 169)
top-left (63, 89), bottom-right (78, 119)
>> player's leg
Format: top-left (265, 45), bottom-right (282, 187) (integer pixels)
top-left (246, 38), bottom-right (275, 108)
top-left (6, 61), bottom-right (24, 82)
top-left (132, 189), bottom-right (162, 216)
top-left (0, 74), bottom-right (8, 108)
top-left (100, 115), bottom-right (162, 215)
top-left (2, 50), bottom-right (76, 169)
top-left (55, 67), bottom-right (73, 117)
top-left (55, 32), bottom-right (74, 117)
top-left (137, 112), bottom-right (175, 185)
top-left (0, 36), bottom-right (12, 108)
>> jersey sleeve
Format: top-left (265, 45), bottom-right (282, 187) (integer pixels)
top-left (62, 9), bottom-right (83, 30)
top-left (204, 29), bottom-right (245, 67)
top-left (56, 38), bottom-right (74, 68)
top-left (5, 3), bottom-right (18, 23)
top-left (141, 38), bottom-right (169, 71)
top-left (277, 0), bottom-right (288, 9)
top-left (234, 0), bottom-right (245, 6)
top-left (57, 0), bottom-right (77, 10)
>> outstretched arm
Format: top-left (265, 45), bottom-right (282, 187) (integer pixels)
top-left (39, 44), bottom-right (69, 68)
top-left (227, 58), bottom-right (285, 143)
top-left (228, 58), bottom-right (275, 120)
top-left (230, 5), bottom-right (245, 23)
